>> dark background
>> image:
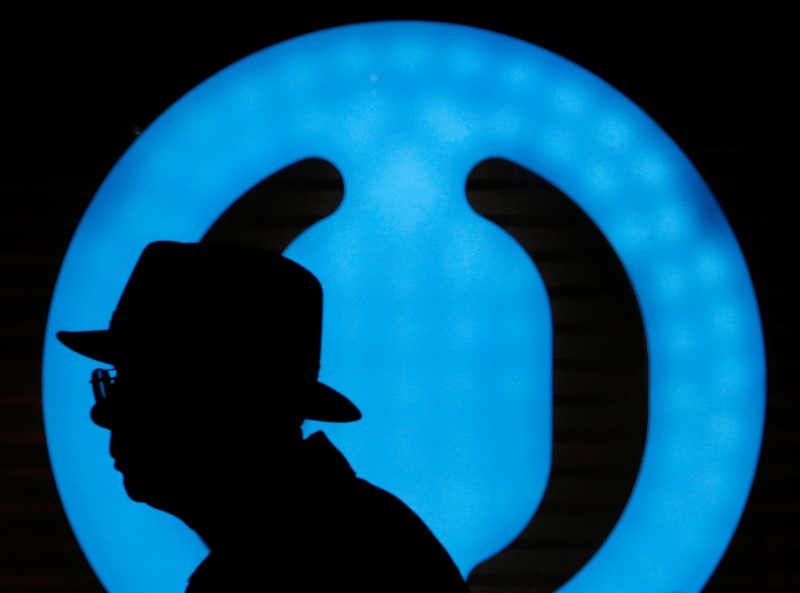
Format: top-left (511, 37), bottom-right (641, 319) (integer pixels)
top-left (2, 8), bottom-right (794, 593)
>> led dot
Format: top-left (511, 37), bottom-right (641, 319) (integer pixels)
top-left (655, 262), bottom-right (688, 301)
top-left (582, 159), bottom-right (620, 196)
top-left (693, 243), bottom-right (731, 285)
top-left (631, 151), bottom-right (673, 189)
top-left (500, 60), bottom-right (542, 92)
top-left (486, 109), bottom-right (522, 139)
top-left (541, 128), bottom-right (578, 163)
top-left (389, 32), bottom-right (433, 71)
top-left (596, 114), bottom-right (632, 152)
top-left (709, 415), bottom-right (743, 446)
top-left (551, 82), bottom-right (588, 115)
top-left (708, 302), bottom-right (744, 339)
top-left (654, 202), bottom-right (697, 243)
top-left (445, 40), bottom-right (489, 81)
top-left (422, 99), bottom-right (471, 143)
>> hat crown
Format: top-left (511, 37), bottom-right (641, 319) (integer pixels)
top-left (57, 241), bottom-right (361, 422)
top-left (111, 241), bottom-right (322, 374)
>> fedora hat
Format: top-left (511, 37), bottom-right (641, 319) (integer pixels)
top-left (56, 240), bottom-right (361, 423)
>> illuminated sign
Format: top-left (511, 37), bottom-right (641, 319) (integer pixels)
top-left (43, 21), bottom-right (765, 593)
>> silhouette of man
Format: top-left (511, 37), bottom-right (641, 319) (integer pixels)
top-left (57, 240), bottom-right (469, 592)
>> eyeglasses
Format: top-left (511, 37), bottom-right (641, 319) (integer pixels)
top-left (90, 368), bottom-right (117, 403)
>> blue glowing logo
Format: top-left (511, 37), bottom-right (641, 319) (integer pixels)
top-left (43, 21), bottom-right (765, 593)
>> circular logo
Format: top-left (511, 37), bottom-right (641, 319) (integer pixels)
top-left (44, 21), bottom-right (765, 593)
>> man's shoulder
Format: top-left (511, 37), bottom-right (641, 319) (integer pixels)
top-left (349, 477), bottom-right (430, 528)
top-left (305, 433), bottom-right (448, 551)
top-left (303, 432), bottom-right (470, 591)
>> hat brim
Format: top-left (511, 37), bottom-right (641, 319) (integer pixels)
top-left (55, 330), bottom-right (361, 422)
top-left (304, 382), bottom-right (362, 422)
top-left (56, 330), bottom-right (117, 364)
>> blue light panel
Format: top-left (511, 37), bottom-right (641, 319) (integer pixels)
top-left (43, 21), bottom-right (765, 593)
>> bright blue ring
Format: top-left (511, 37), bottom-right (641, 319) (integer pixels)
top-left (43, 21), bottom-right (765, 593)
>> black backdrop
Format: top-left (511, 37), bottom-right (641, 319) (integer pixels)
top-left (2, 8), bottom-right (794, 592)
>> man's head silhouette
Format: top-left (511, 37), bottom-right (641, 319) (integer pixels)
top-left (57, 240), bottom-right (360, 419)
top-left (57, 240), bottom-right (468, 592)
top-left (57, 241), bottom-right (360, 518)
